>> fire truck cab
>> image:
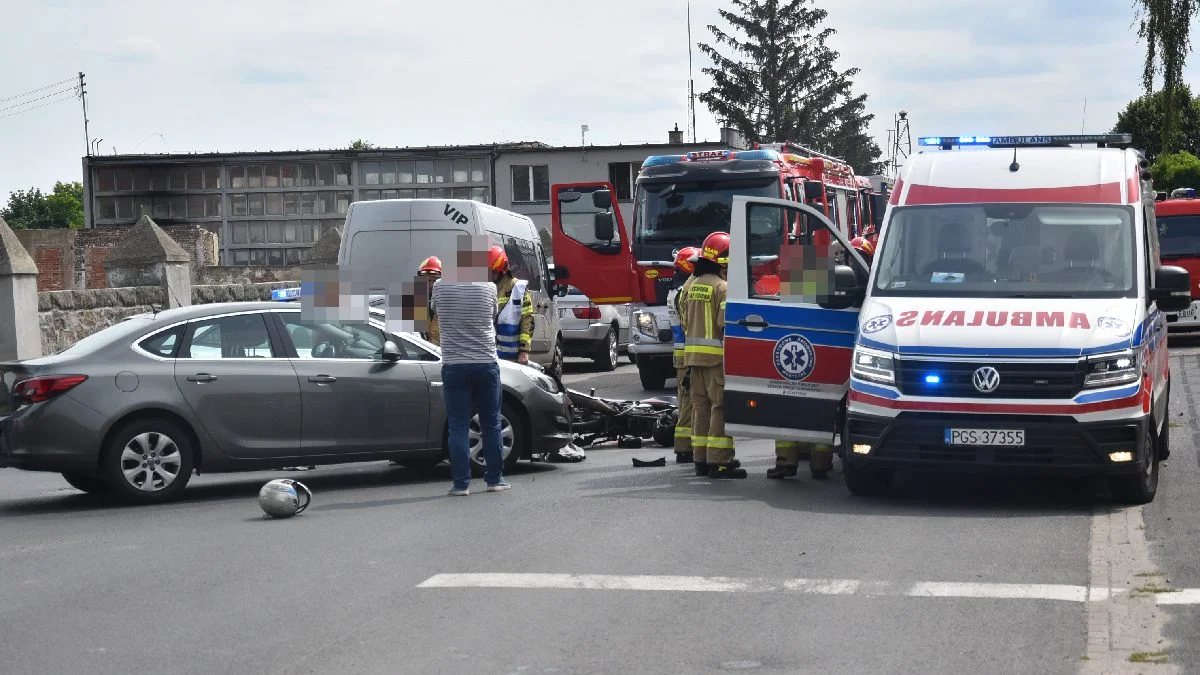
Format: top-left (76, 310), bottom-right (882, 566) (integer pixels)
top-left (550, 144), bottom-right (884, 389)
top-left (724, 133), bottom-right (1191, 505)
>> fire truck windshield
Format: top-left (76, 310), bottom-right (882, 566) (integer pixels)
top-left (635, 177), bottom-right (780, 244)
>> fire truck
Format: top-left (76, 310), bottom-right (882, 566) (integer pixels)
top-left (550, 142), bottom-right (886, 389)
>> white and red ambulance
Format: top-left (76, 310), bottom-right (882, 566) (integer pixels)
top-left (722, 134), bottom-right (1192, 504)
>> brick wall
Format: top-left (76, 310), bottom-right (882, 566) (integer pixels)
top-left (15, 224), bottom-right (220, 292)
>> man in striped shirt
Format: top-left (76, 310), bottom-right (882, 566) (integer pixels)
top-left (430, 236), bottom-right (510, 496)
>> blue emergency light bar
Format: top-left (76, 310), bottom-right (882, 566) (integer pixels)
top-left (271, 287), bottom-right (302, 301)
top-left (641, 148), bottom-right (782, 168)
top-left (918, 134), bottom-right (1133, 149)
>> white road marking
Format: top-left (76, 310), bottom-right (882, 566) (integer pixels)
top-left (417, 573), bottom-right (1200, 605)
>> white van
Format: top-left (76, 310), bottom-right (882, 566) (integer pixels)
top-left (721, 134), bottom-right (1192, 505)
top-left (338, 199), bottom-right (563, 380)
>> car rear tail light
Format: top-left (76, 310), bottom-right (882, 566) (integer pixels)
top-left (573, 306), bottom-right (602, 320)
top-left (12, 375), bottom-right (88, 405)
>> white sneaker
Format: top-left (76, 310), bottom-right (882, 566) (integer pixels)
top-left (486, 480), bottom-right (511, 493)
top-left (448, 487), bottom-right (469, 496)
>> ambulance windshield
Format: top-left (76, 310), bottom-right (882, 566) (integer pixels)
top-left (872, 204), bottom-right (1136, 298)
top-left (636, 177), bottom-right (779, 244)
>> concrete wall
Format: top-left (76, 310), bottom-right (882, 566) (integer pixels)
top-left (37, 281), bottom-right (298, 355)
top-left (195, 265), bottom-right (300, 285)
top-left (493, 143), bottom-right (735, 237)
top-left (14, 224), bottom-right (219, 292)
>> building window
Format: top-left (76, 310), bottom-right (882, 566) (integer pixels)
top-left (300, 164), bottom-right (316, 187)
top-left (511, 165), bottom-right (549, 203)
top-left (133, 168), bottom-right (151, 191)
top-left (229, 166), bottom-right (246, 189)
top-left (471, 158), bottom-right (489, 183)
top-left (186, 166), bottom-right (204, 190)
top-left (170, 167), bottom-right (186, 191)
top-left (280, 164), bottom-right (297, 187)
top-left (245, 165), bottom-right (263, 188)
top-left (266, 192), bottom-right (283, 216)
top-left (608, 162), bottom-right (638, 201)
top-left (471, 186), bottom-right (490, 203)
top-left (379, 161), bottom-right (396, 185)
top-left (362, 162), bottom-right (380, 185)
top-left (335, 162), bottom-right (351, 186)
top-left (397, 162), bottom-right (414, 184)
top-left (317, 163), bottom-right (334, 187)
top-left (283, 193), bottom-right (299, 215)
top-left (264, 164), bottom-right (281, 188)
top-left (415, 161), bottom-right (433, 184)
top-left (231, 193), bottom-right (247, 217)
top-left (434, 160), bottom-right (452, 184)
top-left (115, 168), bottom-right (133, 191)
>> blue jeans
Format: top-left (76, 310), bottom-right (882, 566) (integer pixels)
top-left (442, 361), bottom-right (503, 490)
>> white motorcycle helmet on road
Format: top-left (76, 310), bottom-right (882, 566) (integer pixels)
top-left (258, 479), bottom-right (312, 518)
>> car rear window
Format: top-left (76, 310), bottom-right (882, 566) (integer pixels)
top-left (138, 325), bottom-right (185, 358)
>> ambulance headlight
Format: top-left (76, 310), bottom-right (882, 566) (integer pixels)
top-left (851, 346), bottom-right (896, 385)
top-left (635, 311), bottom-right (658, 336)
top-left (1084, 350), bottom-right (1139, 388)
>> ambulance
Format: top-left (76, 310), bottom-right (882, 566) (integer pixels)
top-left (722, 133), bottom-right (1192, 504)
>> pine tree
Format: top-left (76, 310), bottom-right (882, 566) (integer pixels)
top-left (698, 0), bottom-right (883, 174)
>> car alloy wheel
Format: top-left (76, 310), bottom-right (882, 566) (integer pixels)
top-left (121, 431), bottom-right (185, 493)
top-left (468, 412), bottom-right (516, 468)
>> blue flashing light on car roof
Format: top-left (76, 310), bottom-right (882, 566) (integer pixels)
top-left (642, 154), bottom-right (688, 168)
top-left (729, 149), bottom-right (782, 161)
top-left (642, 148), bottom-right (784, 168)
top-left (271, 287), bottom-right (302, 302)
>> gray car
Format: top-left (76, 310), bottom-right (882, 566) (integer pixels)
top-left (557, 286), bottom-right (630, 371)
top-left (0, 301), bottom-right (572, 504)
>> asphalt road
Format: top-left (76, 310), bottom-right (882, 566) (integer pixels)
top-left (0, 351), bottom-right (1198, 674)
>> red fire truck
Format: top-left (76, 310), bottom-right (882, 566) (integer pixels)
top-left (550, 142), bottom-right (885, 389)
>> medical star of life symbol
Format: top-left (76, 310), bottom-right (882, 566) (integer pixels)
top-left (773, 334), bottom-right (816, 382)
top-left (861, 315), bottom-right (892, 334)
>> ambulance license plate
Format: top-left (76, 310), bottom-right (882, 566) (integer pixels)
top-left (945, 428), bottom-right (1025, 446)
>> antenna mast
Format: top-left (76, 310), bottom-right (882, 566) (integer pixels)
top-left (687, 1), bottom-right (697, 143)
top-left (889, 110), bottom-right (912, 176)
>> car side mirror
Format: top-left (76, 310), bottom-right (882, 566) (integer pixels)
top-left (819, 264), bottom-right (865, 310)
top-left (1152, 265), bottom-right (1192, 312)
top-left (594, 212), bottom-right (615, 241)
top-left (381, 340), bottom-right (402, 361)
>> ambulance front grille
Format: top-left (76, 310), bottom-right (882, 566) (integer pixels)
top-left (894, 359), bottom-right (1085, 399)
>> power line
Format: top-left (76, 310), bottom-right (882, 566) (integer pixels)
top-left (0, 86), bottom-right (77, 113)
top-left (0, 76), bottom-right (77, 105)
top-left (0, 93), bottom-right (77, 120)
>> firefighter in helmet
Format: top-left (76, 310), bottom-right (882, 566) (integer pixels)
top-left (667, 245), bottom-right (700, 464)
top-left (849, 236), bottom-right (875, 268)
top-left (417, 255), bottom-right (442, 346)
top-left (682, 232), bottom-right (745, 478)
top-left (489, 245), bottom-right (535, 364)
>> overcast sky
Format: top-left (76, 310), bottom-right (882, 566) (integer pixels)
top-left (0, 0), bottom-right (1180, 197)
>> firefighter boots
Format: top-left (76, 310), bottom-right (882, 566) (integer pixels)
top-left (708, 463), bottom-right (747, 479)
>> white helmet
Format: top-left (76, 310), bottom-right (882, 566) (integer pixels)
top-left (258, 479), bottom-right (312, 518)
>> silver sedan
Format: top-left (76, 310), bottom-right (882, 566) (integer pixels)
top-left (0, 302), bottom-right (572, 504)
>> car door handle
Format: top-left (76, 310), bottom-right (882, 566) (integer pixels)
top-left (737, 318), bottom-right (769, 329)
top-left (308, 375), bottom-right (337, 384)
top-left (187, 373), bottom-right (218, 383)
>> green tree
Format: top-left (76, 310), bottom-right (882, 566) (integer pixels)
top-left (1135, 1), bottom-right (1200, 153)
top-left (698, 0), bottom-right (884, 173)
top-left (1112, 85), bottom-right (1200, 162)
top-left (1, 181), bottom-right (84, 229)
top-left (349, 138), bottom-right (376, 150)
top-left (1151, 151), bottom-right (1200, 192)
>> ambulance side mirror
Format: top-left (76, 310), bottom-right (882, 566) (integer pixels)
top-left (1152, 265), bottom-right (1191, 312)
top-left (820, 265), bottom-right (865, 310)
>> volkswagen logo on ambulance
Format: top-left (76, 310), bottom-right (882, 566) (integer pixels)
top-left (972, 366), bottom-right (1001, 394)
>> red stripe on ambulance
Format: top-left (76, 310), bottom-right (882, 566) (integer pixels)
top-left (902, 182), bottom-right (1123, 206)
top-left (725, 336), bottom-right (851, 385)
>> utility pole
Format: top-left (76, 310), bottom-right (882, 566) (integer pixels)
top-left (78, 72), bottom-right (91, 157)
top-left (691, 0), bottom-right (700, 142)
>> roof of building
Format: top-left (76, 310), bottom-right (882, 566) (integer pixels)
top-left (494, 141), bottom-right (732, 156)
top-left (85, 141), bottom-right (551, 164)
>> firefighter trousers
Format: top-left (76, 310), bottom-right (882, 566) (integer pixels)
top-left (674, 367), bottom-right (692, 455)
top-left (690, 364), bottom-right (734, 464)
top-left (775, 441), bottom-right (833, 472)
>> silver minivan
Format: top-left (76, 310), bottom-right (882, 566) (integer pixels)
top-left (338, 199), bottom-right (563, 380)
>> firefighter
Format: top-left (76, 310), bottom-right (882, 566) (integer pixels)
top-left (417, 255), bottom-right (442, 346)
top-left (667, 245), bottom-right (700, 464)
top-left (849, 236), bottom-right (875, 268)
top-left (489, 245), bottom-right (534, 364)
top-left (683, 232), bottom-right (745, 479)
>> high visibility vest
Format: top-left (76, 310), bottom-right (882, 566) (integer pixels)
top-left (496, 278), bottom-right (528, 360)
top-left (667, 276), bottom-right (692, 368)
top-left (681, 273), bottom-right (726, 368)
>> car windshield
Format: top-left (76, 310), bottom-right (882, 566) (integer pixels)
top-left (635, 177), bottom-right (780, 244)
top-left (873, 203), bottom-right (1136, 298)
top-left (1157, 213), bottom-right (1200, 257)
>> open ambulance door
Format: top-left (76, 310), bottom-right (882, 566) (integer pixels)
top-left (550, 182), bottom-right (642, 305)
top-left (723, 196), bottom-right (870, 445)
